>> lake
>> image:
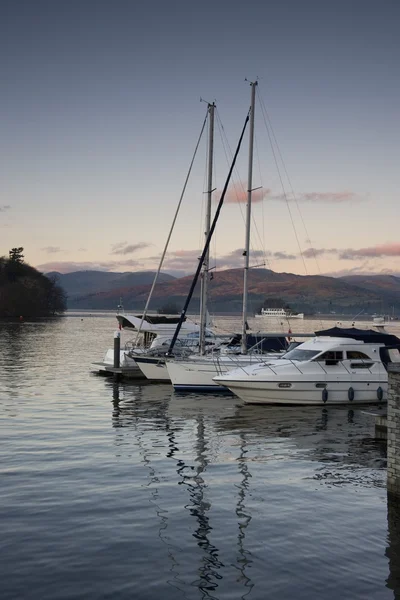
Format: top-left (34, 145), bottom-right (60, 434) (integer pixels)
top-left (1, 313), bottom-right (400, 599)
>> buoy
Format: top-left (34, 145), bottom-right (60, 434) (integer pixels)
top-left (19, 315), bottom-right (23, 321)
top-left (322, 388), bottom-right (328, 403)
top-left (348, 387), bottom-right (355, 402)
top-left (377, 386), bottom-right (383, 401)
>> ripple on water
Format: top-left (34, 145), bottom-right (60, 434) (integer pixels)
top-left (0, 317), bottom-right (398, 599)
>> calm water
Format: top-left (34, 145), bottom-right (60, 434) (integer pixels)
top-left (1, 313), bottom-right (400, 599)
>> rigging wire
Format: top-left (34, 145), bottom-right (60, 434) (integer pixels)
top-left (256, 87), bottom-right (322, 275)
top-left (133, 108), bottom-right (209, 345)
top-left (256, 87), bottom-right (308, 275)
top-left (215, 108), bottom-right (271, 273)
top-left (256, 86), bottom-right (325, 328)
top-left (167, 107), bottom-right (251, 355)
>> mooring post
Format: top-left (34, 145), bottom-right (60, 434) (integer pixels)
top-left (387, 364), bottom-right (400, 497)
top-left (113, 330), bottom-right (121, 382)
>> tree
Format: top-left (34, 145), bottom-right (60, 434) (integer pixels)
top-left (0, 253), bottom-right (66, 317)
top-left (9, 247), bottom-right (24, 264)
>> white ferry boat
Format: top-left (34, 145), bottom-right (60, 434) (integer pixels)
top-left (255, 308), bottom-right (304, 319)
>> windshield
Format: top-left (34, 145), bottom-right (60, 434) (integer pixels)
top-left (281, 348), bottom-right (321, 361)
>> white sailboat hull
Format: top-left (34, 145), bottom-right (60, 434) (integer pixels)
top-left (134, 356), bottom-right (170, 381)
top-left (166, 355), bottom-right (278, 392)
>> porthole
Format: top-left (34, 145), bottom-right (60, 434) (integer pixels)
top-left (278, 383), bottom-right (292, 388)
top-left (315, 383), bottom-right (327, 389)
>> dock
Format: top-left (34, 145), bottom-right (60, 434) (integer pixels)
top-left (91, 362), bottom-right (145, 379)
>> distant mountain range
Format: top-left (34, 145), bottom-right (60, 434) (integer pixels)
top-left (49, 269), bottom-right (400, 316)
top-left (47, 270), bottom-right (175, 300)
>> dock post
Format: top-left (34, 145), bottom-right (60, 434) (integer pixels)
top-left (387, 364), bottom-right (400, 497)
top-left (113, 330), bottom-right (121, 382)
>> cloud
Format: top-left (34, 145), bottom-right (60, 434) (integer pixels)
top-left (339, 243), bottom-right (400, 260)
top-left (110, 241), bottom-right (151, 255)
top-left (272, 251), bottom-right (296, 260)
top-left (322, 262), bottom-right (399, 277)
top-left (219, 187), bottom-right (360, 205)
top-left (158, 247), bottom-right (296, 276)
top-left (36, 259), bottom-right (144, 274)
top-left (302, 243), bottom-right (400, 260)
top-left (222, 186), bottom-right (270, 204)
top-left (0, 205), bottom-right (11, 212)
top-left (41, 246), bottom-right (62, 254)
top-left (270, 191), bottom-right (360, 203)
top-left (302, 247), bottom-right (336, 258)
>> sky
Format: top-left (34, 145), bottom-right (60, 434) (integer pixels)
top-left (1, 0), bottom-right (399, 279)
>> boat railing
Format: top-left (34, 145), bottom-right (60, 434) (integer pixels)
top-left (240, 357), bottom-right (382, 377)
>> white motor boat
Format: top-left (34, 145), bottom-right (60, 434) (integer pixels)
top-left (213, 327), bottom-right (400, 405)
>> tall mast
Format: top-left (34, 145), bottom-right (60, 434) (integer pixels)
top-left (241, 81), bottom-right (257, 355)
top-left (199, 102), bottom-right (215, 354)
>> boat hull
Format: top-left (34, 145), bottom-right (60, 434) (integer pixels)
top-left (215, 378), bottom-right (387, 405)
top-left (133, 356), bottom-right (170, 381)
top-left (166, 356), bottom-right (263, 392)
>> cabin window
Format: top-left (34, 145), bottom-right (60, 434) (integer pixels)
top-left (350, 362), bottom-right (374, 369)
top-left (315, 351), bottom-right (343, 365)
top-left (278, 383), bottom-right (292, 388)
top-left (315, 383), bottom-right (327, 388)
top-left (281, 349), bottom-right (320, 361)
top-left (347, 351), bottom-right (371, 359)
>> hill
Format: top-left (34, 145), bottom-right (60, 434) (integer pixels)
top-left (1, 254), bottom-right (66, 318)
top-left (66, 268), bottom-right (400, 315)
top-left (339, 274), bottom-right (400, 298)
top-left (47, 270), bottom-right (175, 302)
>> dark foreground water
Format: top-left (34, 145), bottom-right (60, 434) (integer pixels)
top-left (1, 315), bottom-right (400, 599)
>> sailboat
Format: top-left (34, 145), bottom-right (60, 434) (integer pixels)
top-left (95, 107), bottom-right (224, 378)
top-left (132, 102), bottom-right (227, 381)
top-left (165, 81), bottom-right (290, 392)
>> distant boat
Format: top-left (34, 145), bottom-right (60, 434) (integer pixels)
top-left (255, 308), bottom-right (304, 319)
top-left (373, 316), bottom-right (385, 324)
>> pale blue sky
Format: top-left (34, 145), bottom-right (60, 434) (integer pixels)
top-left (1, 0), bottom-right (399, 277)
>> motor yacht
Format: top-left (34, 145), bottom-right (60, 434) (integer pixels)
top-left (213, 327), bottom-right (400, 405)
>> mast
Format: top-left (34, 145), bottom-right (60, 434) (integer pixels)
top-left (241, 81), bottom-right (257, 355)
top-left (199, 103), bottom-right (215, 355)
top-left (166, 108), bottom-right (251, 357)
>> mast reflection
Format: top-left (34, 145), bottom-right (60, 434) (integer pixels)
top-left (234, 433), bottom-right (254, 598)
top-left (178, 415), bottom-right (224, 598)
top-left (109, 385), bottom-right (258, 598)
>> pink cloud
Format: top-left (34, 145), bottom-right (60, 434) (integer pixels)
top-left (270, 191), bottom-right (359, 203)
top-left (339, 243), bottom-right (400, 259)
top-left (220, 185), bottom-right (270, 204)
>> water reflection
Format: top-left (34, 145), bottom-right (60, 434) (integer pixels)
top-left (110, 383), bottom-right (250, 598)
top-left (180, 416), bottom-right (224, 598)
top-left (217, 403), bottom-right (387, 476)
top-left (234, 433), bottom-right (254, 599)
top-left (107, 381), bottom-right (389, 598)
